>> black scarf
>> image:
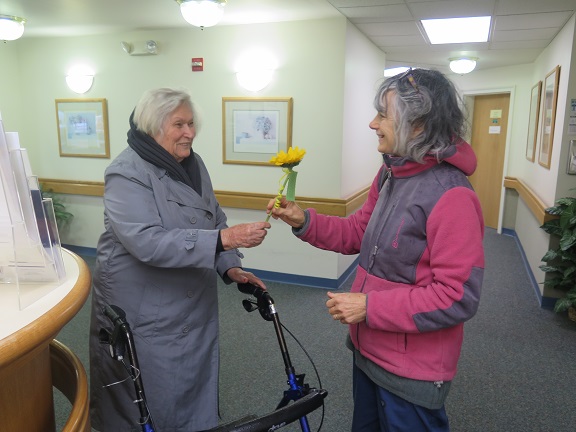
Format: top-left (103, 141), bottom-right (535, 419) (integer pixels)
top-left (127, 111), bottom-right (202, 195)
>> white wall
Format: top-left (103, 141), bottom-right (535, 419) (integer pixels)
top-left (0, 17), bottom-right (385, 282)
top-left (452, 15), bottom-right (576, 297)
top-left (341, 21), bottom-right (386, 198)
top-left (0, 43), bottom-right (24, 132)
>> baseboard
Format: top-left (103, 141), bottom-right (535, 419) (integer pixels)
top-left (62, 244), bottom-right (359, 290)
top-left (501, 228), bottom-right (554, 310)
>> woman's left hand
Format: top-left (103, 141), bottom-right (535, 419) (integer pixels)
top-left (326, 292), bottom-right (367, 324)
top-left (226, 267), bottom-right (267, 289)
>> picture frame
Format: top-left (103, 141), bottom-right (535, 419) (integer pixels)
top-left (55, 98), bottom-right (110, 158)
top-left (222, 97), bottom-right (293, 165)
top-left (567, 139), bottom-right (576, 175)
top-left (539, 66), bottom-right (560, 169)
top-left (525, 81), bottom-right (541, 162)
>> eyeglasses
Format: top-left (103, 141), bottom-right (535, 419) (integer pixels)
top-left (396, 68), bottom-right (419, 93)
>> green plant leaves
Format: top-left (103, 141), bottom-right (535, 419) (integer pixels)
top-left (541, 193), bottom-right (576, 313)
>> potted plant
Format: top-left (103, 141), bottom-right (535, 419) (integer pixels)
top-left (539, 194), bottom-right (576, 320)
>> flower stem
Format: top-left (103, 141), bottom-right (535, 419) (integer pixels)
top-left (265, 169), bottom-right (291, 222)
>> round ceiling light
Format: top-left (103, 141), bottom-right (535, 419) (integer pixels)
top-left (449, 58), bottom-right (478, 74)
top-left (176, 0), bottom-right (227, 29)
top-left (0, 15), bottom-right (26, 41)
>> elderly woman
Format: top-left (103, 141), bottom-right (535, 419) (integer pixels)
top-left (89, 88), bottom-right (270, 432)
top-left (267, 69), bottom-right (484, 431)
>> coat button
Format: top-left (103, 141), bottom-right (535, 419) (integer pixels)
top-left (187, 290), bottom-right (194, 298)
top-left (190, 216), bottom-right (197, 224)
top-left (183, 326), bottom-right (190, 333)
top-left (206, 213), bottom-right (213, 220)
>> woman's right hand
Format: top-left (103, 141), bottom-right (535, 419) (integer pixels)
top-left (266, 197), bottom-right (306, 228)
top-left (221, 222), bottom-right (270, 250)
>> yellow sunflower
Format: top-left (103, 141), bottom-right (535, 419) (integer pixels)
top-left (269, 146), bottom-right (306, 167)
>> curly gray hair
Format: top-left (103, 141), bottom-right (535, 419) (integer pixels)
top-left (374, 68), bottom-right (467, 162)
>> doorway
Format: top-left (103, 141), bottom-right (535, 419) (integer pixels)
top-left (467, 93), bottom-right (511, 229)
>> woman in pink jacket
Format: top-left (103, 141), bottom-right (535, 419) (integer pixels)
top-left (267, 68), bottom-right (484, 432)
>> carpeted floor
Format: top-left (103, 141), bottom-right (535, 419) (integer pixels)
top-left (54, 228), bottom-right (576, 431)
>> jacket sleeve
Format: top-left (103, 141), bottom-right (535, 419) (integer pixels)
top-left (366, 187), bottom-right (485, 333)
top-left (295, 166), bottom-right (385, 255)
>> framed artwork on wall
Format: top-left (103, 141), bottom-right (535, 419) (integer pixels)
top-left (55, 98), bottom-right (110, 158)
top-left (222, 97), bottom-right (293, 166)
top-left (539, 66), bottom-right (560, 169)
top-left (525, 81), bottom-right (541, 162)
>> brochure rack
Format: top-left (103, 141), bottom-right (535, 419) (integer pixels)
top-left (0, 113), bottom-right (66, 309)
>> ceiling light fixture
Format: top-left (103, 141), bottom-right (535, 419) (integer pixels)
top-left (0, 14), bottom-right (26, 41)
top-left (421, 16), bottom-right (491, 45)
top-left (176, 0), bottom-right (227, 29)
top-left (449, 57), bottom-right (478, 74)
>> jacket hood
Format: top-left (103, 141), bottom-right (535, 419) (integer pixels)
top-left (384, 137), bottom-right (477, 177)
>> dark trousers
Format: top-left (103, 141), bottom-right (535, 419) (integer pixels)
top-left (352, 362), bottom-right (450, 432)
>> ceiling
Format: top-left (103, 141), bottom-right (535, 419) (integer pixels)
top-left (2, 0), bottom-right (576, 74)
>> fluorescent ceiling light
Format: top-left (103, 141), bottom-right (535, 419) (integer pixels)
top-left (421, 16), bottom-right (491, 44)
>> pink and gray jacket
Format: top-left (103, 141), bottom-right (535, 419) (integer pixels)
top-left (296, 139), bottom-right (484, 381)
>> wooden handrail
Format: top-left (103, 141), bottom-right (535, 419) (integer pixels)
top-left (39, 178), bottom-right (369, 217)
top-left (503, 176), bottom-right (555, 225)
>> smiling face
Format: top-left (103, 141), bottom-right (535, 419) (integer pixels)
top-left (369, 91), bottom-right (397, 155)
top-left (154, 103), bottom-right (196, 162)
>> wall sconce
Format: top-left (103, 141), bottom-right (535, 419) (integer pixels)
top-left (235, 49), bottom-right (277, 92)
top-left (176, 0), bottom-right (227, 29)
top-left (449, 57), bottom-right (478, 74)
top-left (0, 14), bottom-right (26, 41)
top-left (121, 40), bottom-right (158, 56)
top-left (66, 65), bottom-right (94, 94)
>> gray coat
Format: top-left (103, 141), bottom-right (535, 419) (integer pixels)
top-left (89, 147), bottom-right (242, 432)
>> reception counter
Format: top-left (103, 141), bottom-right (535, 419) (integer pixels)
top-left (0, 249), bottom-right (91, 431)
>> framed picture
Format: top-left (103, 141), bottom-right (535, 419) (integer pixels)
top-left (222, 97), bottom-right (293, 165)
top-left (539, 66), bottom-right (560, 169)
top-left (567, 140), bottom-right (576, 175)
top-left (525, 81), bottom-right (541, 162)
top-left (55, 98), bottom-right (110, 158)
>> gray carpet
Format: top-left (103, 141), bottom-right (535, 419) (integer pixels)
top-left (54, 228), bottom-right (576, 431)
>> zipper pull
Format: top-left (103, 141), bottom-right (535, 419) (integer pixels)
top-left (368, 245), bottom-right (378, 271)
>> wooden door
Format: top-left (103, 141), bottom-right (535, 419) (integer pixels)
top-left (468, 93), bottom-right (510, 229)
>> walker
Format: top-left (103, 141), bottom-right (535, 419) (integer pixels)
top-left (99, 282), bottom-right (328, 432)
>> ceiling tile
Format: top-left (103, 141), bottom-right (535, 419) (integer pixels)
top-left (492, 28), bottom-right (560, 42)
top-left (370, 34), bottom-right (427, 46)
top-left (496, 0), bottom-right (576, 15)
top-left (327, 0), bottom-right (402, 6)
top-left (408, 0), bottom-right (495, 19)
top-left (494, 11), bottom-right (573, 30)
top-left (489, 40), bottom-right (553, 50)
top-left (355, 21), bottom-right (421, 36)
top-left (338, 4), bottom-right (412, 20)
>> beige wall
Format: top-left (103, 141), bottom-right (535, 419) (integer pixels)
top-left (0, 17), bottom-right (386, 281)
top-left (4, 13), bottom-right (573, 290)
top-left (453, 15), bottom-right (576, 298)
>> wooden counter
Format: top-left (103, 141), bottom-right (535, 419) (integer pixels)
top-left (0, 249), bottom-right (91, 431)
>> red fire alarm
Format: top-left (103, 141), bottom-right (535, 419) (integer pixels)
top-left (192, 57), bottom-right (204, 72)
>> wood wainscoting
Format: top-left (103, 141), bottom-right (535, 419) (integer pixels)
top-left (39, 178), bottom-right (369, 217)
